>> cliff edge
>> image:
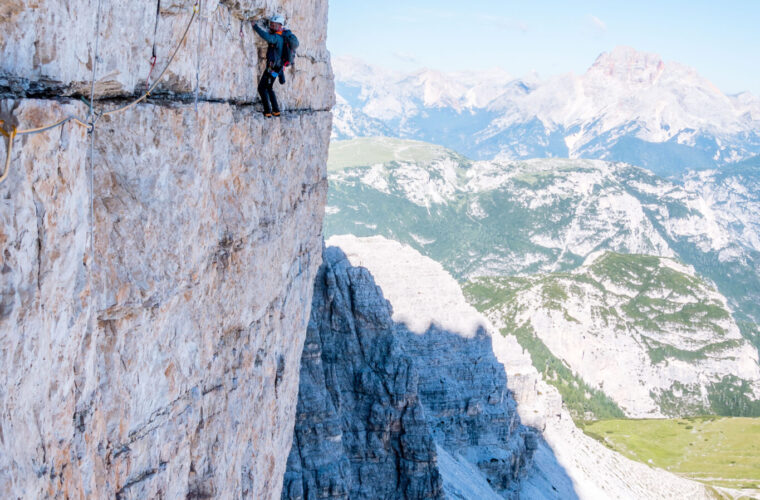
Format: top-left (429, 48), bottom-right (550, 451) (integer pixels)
top-left (0, 1), bottom-right (332, 498)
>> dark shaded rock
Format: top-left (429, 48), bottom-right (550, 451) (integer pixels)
top-left (282, 247), bottom-right (536, 499)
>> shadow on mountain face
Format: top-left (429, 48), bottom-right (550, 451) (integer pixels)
top-left (601, 134), bottom-right (717, 177)
top-left (280, 246), bottom-right (577, 500)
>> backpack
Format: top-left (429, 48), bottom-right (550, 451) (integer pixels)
top-left (281, 30), bottom-right (300, 67)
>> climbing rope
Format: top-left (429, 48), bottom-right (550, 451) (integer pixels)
top-left (145, 0), bottom-right (162, 91)
top-left (0, 1), bottom-right (200, 184)
top-left (87, 0), bottom-right (102, 278)
top-left (2, 116), bottom-right (93, 137)
top-left (87, 0), bottom-right (104, 322)
top-left (194, 0), bottom-right (203, 112)
top-left (89, 0), bottom-right (104, 124)
top-left (0, 125), bottom-right (17, 184)
top-left (98, 1), bottom-right (199, 120)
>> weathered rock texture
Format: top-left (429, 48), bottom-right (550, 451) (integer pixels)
top-left (281, 245), bottom-right (536, 499)
top-left (1, 0), bottom-right (332, 498)
top-left (1, 0), bottom-right (333, 110)
top-left (320, 235), bottom-right (718, 500)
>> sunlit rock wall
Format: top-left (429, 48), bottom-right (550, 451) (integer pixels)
top-left (0, 0), bottom-right (332, 498)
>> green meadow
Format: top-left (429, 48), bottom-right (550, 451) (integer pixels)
top-left (583, 417), bottom-right (760, 495)
top-left (327, 137), bottom-right (460, 171)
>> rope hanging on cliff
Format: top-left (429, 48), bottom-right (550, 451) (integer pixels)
top-left (145, 0), bottom-right (162, 91)
top-left (194, 0), bottom-right (203, 112)
top-left (86, 0), bottom-right (104, 339)
top-left (97, 2), bottom-right (198, 120)
top-left (88, 0), bottom-right (103, 125)
top-left (0, 1), bottom-right (200, 184)
top-left (0, 126), bottom-right (17, 184)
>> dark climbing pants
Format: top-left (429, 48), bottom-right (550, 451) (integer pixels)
top-left (258, 72), bottom-right (280, 114)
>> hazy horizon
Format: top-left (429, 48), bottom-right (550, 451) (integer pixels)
top-left (328, 0), bottom-right (760, 96)
top-left (333, 47), bottom-right (759, 98)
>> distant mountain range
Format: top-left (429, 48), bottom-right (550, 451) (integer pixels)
top-left (466, 254), bottom-right (760, 419)
top-left (324, 137), bottom-right (760, 418)
top-left (333, 47), bottom-right (760, 176)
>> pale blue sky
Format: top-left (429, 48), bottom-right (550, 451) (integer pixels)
top-left (328, 0), bottom-right (760, 95)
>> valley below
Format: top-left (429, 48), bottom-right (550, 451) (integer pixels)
top-left (323, 134), bottom-right (760, 498)
top-left (583, 417), bottom-right (760, 494)
top-left (3, 4), bottom-right (758, 495)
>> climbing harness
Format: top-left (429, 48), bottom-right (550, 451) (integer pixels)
top-left (145, 0), bottom-right (162, 91)
top-left (0, 1), bottom-right (200, 184)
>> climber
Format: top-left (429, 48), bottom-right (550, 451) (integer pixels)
top-left (252, 14), bottom-right (287, 118)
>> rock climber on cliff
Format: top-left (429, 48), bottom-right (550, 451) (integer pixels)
top-left (252, 14), bottom-right (289, 118)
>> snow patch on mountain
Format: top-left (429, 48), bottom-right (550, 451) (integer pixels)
top-left (333, 48), bottom-right (760, 170)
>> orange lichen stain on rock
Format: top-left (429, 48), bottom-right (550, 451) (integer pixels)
top-left (49, 445), bottom-right (76, 497)
top-left (22, 105), bottom-right (59, 130)
top-left (165, 362), bottom-right (176, 391)
top-left (116, 284), bottom-right (131, 303)
top-left (0, 0), bottom-right (24, 22)
top-left (79, 285), bottom-right (92, 309)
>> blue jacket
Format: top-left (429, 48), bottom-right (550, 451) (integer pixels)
top-left (253, 23), bottom-right (284, 70)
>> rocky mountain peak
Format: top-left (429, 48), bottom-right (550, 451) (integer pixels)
top-left (282, 239), bottom-right (538, 499)
top-left (587, 46), bottom-right (667, 86)
top-left (333, 49), bottom-right (760, 165)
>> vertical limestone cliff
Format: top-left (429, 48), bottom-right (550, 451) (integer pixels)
top-left (282, 244), bottom-right (537, 500)
top-left (0, 1), bottom-right (332, 498)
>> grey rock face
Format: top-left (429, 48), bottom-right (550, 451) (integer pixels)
top-left (1, 0), bottom-right (334, 111)
top-left (282, 247), bottom-right (535, 499)
top-left (0, 0), bottom-right (332, 498)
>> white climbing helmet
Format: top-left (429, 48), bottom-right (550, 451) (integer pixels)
top-left (270, 14), bottom-right (285, 25)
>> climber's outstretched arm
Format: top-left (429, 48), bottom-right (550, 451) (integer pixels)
top-left (253, 22), bottom-right (279, 44)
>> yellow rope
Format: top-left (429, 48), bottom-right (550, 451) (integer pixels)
top-left (0, 1), bottom-right (199, 183)
top-left (17, 116), bottom-right (92, 136)
top-left (99, 5), bottom-right (197, 120)
top-left (0, 127), bottom-right (17, 184)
